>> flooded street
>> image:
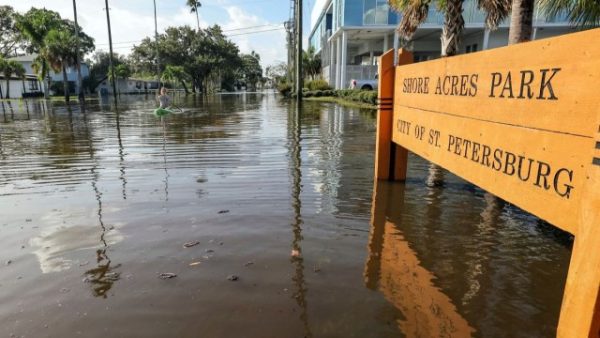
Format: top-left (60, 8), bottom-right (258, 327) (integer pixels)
top-left (0, 94), bottom-right (572, 337)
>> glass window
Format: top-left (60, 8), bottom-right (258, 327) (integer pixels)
top-left (363, 0), bottom-right (376, 25)
top-left (363, 0), bottom-right (389, 25)
top-left (28, 80), bottom-right (39, 91)
top-left (345, 0), bottom-right (363, 26)
top-left (375, 0), bottom-right (389, 24)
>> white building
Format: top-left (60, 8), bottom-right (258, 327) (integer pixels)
top-left (97, 78), bottom-right (160, 96)
top-left (9, 54), bottom-right (90, 95)
top-left (308, 0), bottom-right (575, 89)
top-left (0, 74), bottom-right (43, 99)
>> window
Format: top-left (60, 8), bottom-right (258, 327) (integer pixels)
top-left (28, 80), bottom-right (39, 91)
top-left (364, 0), bottom-right (389, 25)
top-left (466, 43), bottom-right (479, 53)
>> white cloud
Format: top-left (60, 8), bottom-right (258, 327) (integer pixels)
top-left (221, 6), bottom-right (287, 68)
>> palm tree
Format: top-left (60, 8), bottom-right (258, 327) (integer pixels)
top-left (508, 0), bottom-right (534, 44)
top-left (31, 55), bottom-right (51, 98)
top-left (441, 0), bottom-right (465, 56)
top-left (44, 29), bottom-right (77, 102)
top-left (538, 0), bottom-right (600, 27)
top-left (302, 46), bottom-right (321, 80)
top-left (390, 0), bottom-right (515, 54)
top-left (477, 0), bottom-right (512, 30)
top-left (389, 0), bottom-right (465, 56)
top-left (1, 59), bottom-right (25, 99)
top-left (186, 0), bottom-right (202, 30)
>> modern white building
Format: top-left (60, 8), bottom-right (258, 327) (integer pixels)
top-left (9, 54), bottom-right (90, 95)
top-left (308, 0), bottom-right (575, 89)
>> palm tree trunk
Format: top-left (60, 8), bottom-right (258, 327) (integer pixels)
top-left (62, 65), bottom-right (70, 102)
top-left (508, 0), bottom-right (534, 44)
top-left (441, 0), bottom-right (465, 56)
top-left (195, 10), bottom-right (200, 30)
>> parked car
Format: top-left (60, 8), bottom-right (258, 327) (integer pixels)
top-left (350, 74), bottom-right (378, 90)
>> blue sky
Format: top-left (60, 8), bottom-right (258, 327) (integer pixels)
top-left (6, 0), bottom-right (315, 67)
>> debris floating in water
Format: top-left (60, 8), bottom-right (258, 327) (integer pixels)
top-left (244, 261), bottom-right (254, 267)
top-left (183, 241), bottom-right (200, 248)
top-left (218, 210), bottom-right (230, 214)
top-left (189, 261), bottom-right (202, 266)
top-left (291, 249), bottom-right (301, 258)
top-left (158, 273), bottom-right (177, 279)
top-left (227, 275), bottom-right (239, 281)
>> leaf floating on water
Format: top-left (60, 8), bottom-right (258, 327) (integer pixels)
top-left (189, 261), bottom-right (202, 266)
top-left (158, 272), bottom-right (177, 279)
top-left (183, 241), bottom-right (200, 248)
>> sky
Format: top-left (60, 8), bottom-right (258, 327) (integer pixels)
top-left (6, 0), bottom-right (315, 68)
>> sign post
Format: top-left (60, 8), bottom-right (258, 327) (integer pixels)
top-left (376, 28), bottom-right (600, 337)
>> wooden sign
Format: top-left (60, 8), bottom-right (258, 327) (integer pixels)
top-left (375, 28), bottom-right (600, 338)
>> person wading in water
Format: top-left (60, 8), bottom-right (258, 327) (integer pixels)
top-left (157, 87), bottom-right (171, 109)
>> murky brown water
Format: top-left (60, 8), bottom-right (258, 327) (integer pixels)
top-left (0, 94), bottom-right (572, 337)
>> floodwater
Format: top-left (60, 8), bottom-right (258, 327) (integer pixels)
top-left (0, 94), bottom-right (572, 337)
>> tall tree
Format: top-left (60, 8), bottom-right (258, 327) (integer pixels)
top-left (44, 29), bottom-right (77, 102)
top-left (240, 51), bottom-right (262, 90)
top-left (186, 0), bottom-right (202, 30)
top-left (0, 6), bottom-right (23, 57)
top-left (16, 8), bottom-right (94, 98)
top-left (538, 0), bottom-right (600, 27)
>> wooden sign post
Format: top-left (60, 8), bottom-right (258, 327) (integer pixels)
top-left (375, 28), bottom-right (600, 337)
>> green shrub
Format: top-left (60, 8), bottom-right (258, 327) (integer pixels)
top-left (304, 91), bottom-right (314, 97)
top-left (305, 79), bottom-right (331, 91)
top-left (277, 82), bottom-right (292, 96)
top-left (331, 89), bottom-right (377, 105)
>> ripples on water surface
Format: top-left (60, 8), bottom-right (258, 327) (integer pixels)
top-left (0, 95), bottom-right (572, 337)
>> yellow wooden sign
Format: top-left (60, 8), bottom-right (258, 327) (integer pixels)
top-left (375, 28), bottom-right (600, 338)
top-left (391, 29), bottom-right (599, 235)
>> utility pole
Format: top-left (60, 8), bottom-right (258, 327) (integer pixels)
top-left (153, 0), bottom-right (161, 90)
top-left (295, 0), bottom-right (303, 102)
top-left (104, 0), bottom-right (118, 102)
top-left (72, 0), bottom-right (84, 101)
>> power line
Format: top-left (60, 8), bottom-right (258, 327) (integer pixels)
top-left (95, 23), bottom-right (284, 46)
top-left (227, 27), bottom-right (284, 37)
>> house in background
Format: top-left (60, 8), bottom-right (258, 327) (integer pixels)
top-left (308, 0), bottom-right (575, 89)
top-left (97, 78), bottom-right (160, 96)
top-left (9, 54), bottom-right (90, 96)
top-left (0, 74), bottom-right (43, 99)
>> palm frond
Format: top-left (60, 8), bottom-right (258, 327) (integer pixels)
top-left (538, 0), bottom-right (600, 27)
top-left (478, 0), bottom-right (511, 29)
